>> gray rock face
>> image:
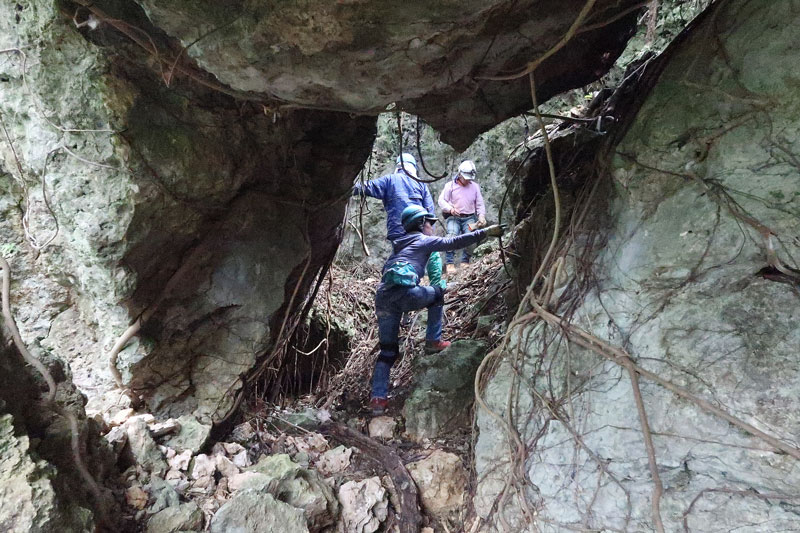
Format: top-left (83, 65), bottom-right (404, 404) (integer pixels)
top-left (475, 1), bottom-right (800, 531)
top-left (0, 334), bottom-right (102, 531)
top-left (209, 491), bottom-right (309, 533)
top-left (0, 0), bottom-right (374, 423)
top-left (0, 414), bottom-right (91, 533)
top-left (403, 340), bottom-right (486, 441)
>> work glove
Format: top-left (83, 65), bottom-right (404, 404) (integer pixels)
top-left (484, 224), bottom-right (507, 238)
top-left (477, 215), bottom-right (486, 227)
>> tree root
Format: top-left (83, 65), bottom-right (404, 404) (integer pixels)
top-left (531, 304), bottom-right (800, 461)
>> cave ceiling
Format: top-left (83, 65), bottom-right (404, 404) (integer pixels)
top-left (78, 0), bottom-right (643, 150)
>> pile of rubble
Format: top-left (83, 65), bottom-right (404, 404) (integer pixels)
top-left (104, 404), bottom-right (471, 532)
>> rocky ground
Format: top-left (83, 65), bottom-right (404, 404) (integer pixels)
top-left (101, 246), bottom-right (511, 533)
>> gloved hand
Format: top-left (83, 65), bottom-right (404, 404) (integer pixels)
top-left (484, 224), bottom-right (507, 237)
top-left (477, 215), bottom-right (486, 227)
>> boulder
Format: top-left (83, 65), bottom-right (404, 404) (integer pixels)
top-left (407, 450), bottom-right (468, 517)
top-left (403, 340), bottom-right (486, 441)
top-left (209, 491), bottom-right (309, 533)
top-left (336, 478), bottom-right (388, 533)
top-left (189, 454), bottom-right (216, 480)
top-left (163, 415), bottom-right (211, 454)
top-left (215, 454), bottom-right (240, 478)
top-left (248, 454), bottom-right (338, 531)
top-left (168, 449), bottom-right (193, 472)
top-left (146, 502), bottom-right (203, 533)
top-left (125, 418), bottom-right (168, 476)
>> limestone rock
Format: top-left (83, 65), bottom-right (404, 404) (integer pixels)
top-left (148, 419), bottom-right (181, 438)
top-left (110, 408), bottom-right (135, 426)
top-left (475, 1), bottom-right (800, 530)
top-left (126, 418), bottom-right (168, 476)
top-left (164, 469), bottom-right (190, 495)
top-left (403, 340), bottom-right (486, 441)
top-left (104, 425), bottom-right (128, 457)
top-left (336, 477), bottom-right (388, 533)
top-left (146, 502), bottom-right (203, 533)
top-left (316, 445), bottom-right (353, 476)
top-left (231, 448), bottom-right (250, 468)
top-left (168, 449), bottom-right (192, 472)
top-left (215, 454), bottom-right (240, 478)
top-left (367, 416), bottom-right (396, 440)
top-left (209, 491), bottom-right (309, 533)
top-left (163, 415), bottom-right (211, 454)
top-left (189, 454), bottom-right (216, 480)
top-left (227, 472), bottom-right (275, 493)
top-left (249, 454), bottom-right (338, 531)
top-left (407, 450), bottom-right (467, 517)
top-left (229, 422), bottom-right (256, 443)
top-left (146, 476), bottom-right (180, 514)
top-left (0, 414), bottom-right (93, 532)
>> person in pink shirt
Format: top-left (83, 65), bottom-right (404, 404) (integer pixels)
top-left (438, 160), bottom-right (487, 274)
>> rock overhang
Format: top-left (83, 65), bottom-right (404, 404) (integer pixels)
top-left (75, 0), bottom-right (644, 149)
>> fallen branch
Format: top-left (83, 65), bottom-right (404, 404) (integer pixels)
top-left (319, 421), bottom-right (421, 533)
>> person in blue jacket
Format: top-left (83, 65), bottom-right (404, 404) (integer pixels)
top-left (353, 153), bottom-right (436, 241)
top-left (353, 153), bottom-right (445, 328)
top-left (369, 205), bottom-right (505, 414)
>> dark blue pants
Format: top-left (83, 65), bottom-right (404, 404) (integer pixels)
top-left (371, 284), bottom-right (442, 398)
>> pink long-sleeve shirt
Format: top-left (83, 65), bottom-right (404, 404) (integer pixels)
top-left (438, 177), bottom-right (486, 217)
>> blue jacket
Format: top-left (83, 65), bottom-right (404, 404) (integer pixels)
top-left (382, 230), bottom-right (487, 282)
top-left (353, 172), bottom-right (435, 240)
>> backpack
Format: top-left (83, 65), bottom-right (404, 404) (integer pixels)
top-left (381, 261), bottom-right (419, 287)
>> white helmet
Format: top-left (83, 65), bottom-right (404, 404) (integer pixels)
top-left (458, 160), bottom-right (477, 180)
top-left (396, 153), bottom-right (418, 178)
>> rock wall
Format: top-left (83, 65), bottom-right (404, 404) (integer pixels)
top-left (0, 0), bottom-right (375, 422)
top-left (474, 0), bottom-right (800, 530)
top-left (0, 331), bottom-right (104, 531)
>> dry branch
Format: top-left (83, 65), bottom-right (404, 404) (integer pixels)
top-left (320, 421), bottom-right (422, 533)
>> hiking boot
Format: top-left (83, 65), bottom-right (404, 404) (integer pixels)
top-left (369, 397), bottom-right (389, 416)
top-left (424, 340), bottom-right (451, 354)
